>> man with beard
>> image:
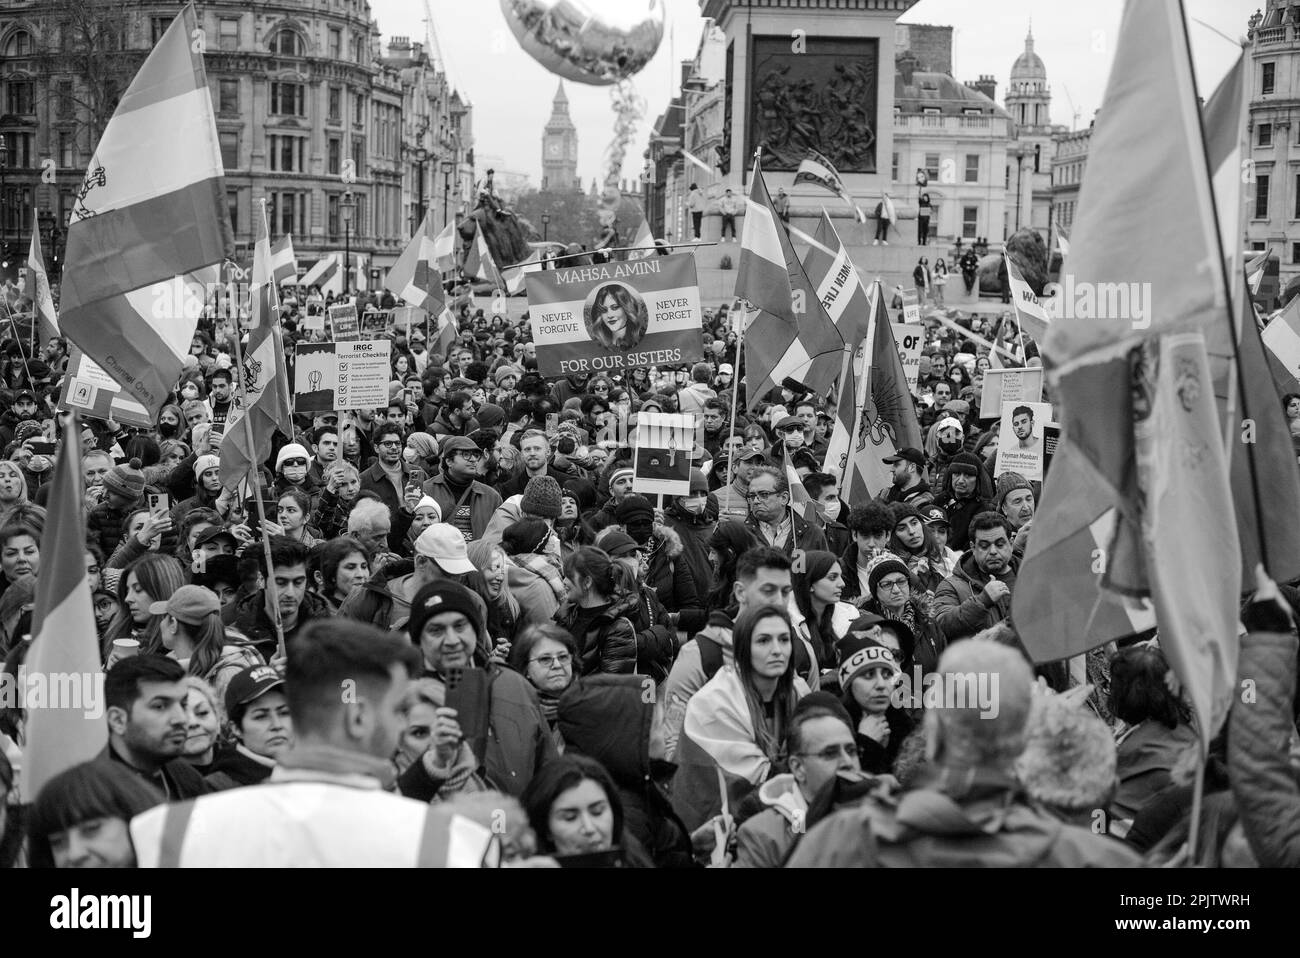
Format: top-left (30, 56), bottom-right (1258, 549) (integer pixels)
top-left (1011, 405), bottom-right (1038, 450)
top-left (93, 655), bottom-right (212, 799)
top-left (996, 472), bottom-right (1036, 561)
top-left (920, 379), bottom-right (952, 431)
top-left (308, 424), bottom-right (340, 486)
top-left (222, 536), bottom-right (330, 661)
top-left (430, 390), bottom-right (478, 439)
top-left (715, 448), bottom-right (766, 522)
top-left (360, 423), bottom-right (412, 520)
top-left (934, 453), bottom-right (994, 552)
top-left (932, 511), bottom-right (1017, 641)
top-left (881, 448), bottom-right (934, 509)
top-left (207, 367), bottom-right (235, 438)
top-left (421, 436), bottom-right (501, 542)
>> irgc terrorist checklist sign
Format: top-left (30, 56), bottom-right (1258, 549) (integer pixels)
top-left (526, 253), bottom-right (704, 378)
top-left (294, 341), bottom-right (391, 412)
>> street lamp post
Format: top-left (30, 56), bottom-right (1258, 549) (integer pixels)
top-left (340, 190), bottom-right (355, 298)
top-left (0, 138), bottom-right (8, 267)
top-left (441, 160), bottom-right (454, 230)
top-left (541, 213), bottom-right (550, 242)
top-left (411, 146), bottom-right (429, 234)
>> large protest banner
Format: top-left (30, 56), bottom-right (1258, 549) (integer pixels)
top-left (525, 252), bottom-right (704, 378)
top-left (58, 345), bottom-right (154, 427)
top-left (294, 340), bottom-right (391, 411)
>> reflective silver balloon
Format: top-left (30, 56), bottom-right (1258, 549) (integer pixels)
top-left (500, 0), bottom-right (665, 86)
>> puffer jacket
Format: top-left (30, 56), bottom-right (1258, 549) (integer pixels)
top-left (1228, 611), bottom-right (1300, 867)
top-left (553, 586), bottom-right (676, 681)
top-left (645, 525), bottom-right (706, 635)
top-left (558, 674), bottom-right (693, 868)
top-left (931, 551), bottom-right (1017, 641)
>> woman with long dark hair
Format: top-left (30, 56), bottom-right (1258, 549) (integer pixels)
top-left (155, 585), bottom-right (263, 699)
top-left (789, 550), bottom-right (858, 669)
top-left (555, 546), bottom-right (649, 676)
top-left (704, 521), bottom-right (762, 612)
top-left (103, 553), bottom-right (186, 660)
top-left (521, 754), bottom-right (651, 865)
top-left (889, 502), bottom-right (954, 593)
top-left (310, 536), bottom-right (371, 611)
top-left (672, 604), bottom-right (808, 831)
top-left (585, 284), bottom-right (649, 351)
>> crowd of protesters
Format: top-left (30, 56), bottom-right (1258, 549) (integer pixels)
top-left (0, 276), bottom-right (1297, 870)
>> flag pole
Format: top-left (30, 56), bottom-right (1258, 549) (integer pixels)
top-left (725, 301), bottom-right (746, 476)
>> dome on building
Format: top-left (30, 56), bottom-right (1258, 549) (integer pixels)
top-left (1010, 29), bottom-right (1046, 82)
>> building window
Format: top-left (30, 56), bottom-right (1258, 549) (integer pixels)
top-left (150, 17), bottom-right (174, 45)
top-left (1259, 122), bottom-right (1273, 147)
top-left (219, 131), bottom-right (238, 170)
top-left (270, 82), bottom-right (305, 117)
top-left (1262, 62), bottom-right (1276, 96)
top-left (274, 192), bottom-right (307, 236)
top-left (6, 80), bottom-right (34, 116)
top-left (891, 152), bottom-right (898, 181)
top-left (272, 29), bottom-right (303, 57)
top-left (59, 131), bottom-right (74, 169)
top-left (352, 138), bottom-right (366, 177)
top-left (227, 190), bottom-right (239, 235)
top-left (218, 79), bottom-right (239, 114)
top-left (965, 154), bottom-right (979, 183)
top-left (57, 79), bottom-right (74, 118)
top-left (329, 27), bottom-right (342, 59)
top-left (3, 30), bottom-right (32, 57)
top-left (219, 18), bottom-right (239, 51)
top-left (328, 87), bottom-right (342, 122)
top-left (924, 153), bottom-right (940, 180)
top-left (1256, 173), bottom-right (1270, 218)
top-left (962, 206), bottom-right (978, 239)
top-left (1295, 173), bottom-right (1300, 218)
top-left (328, 194), bottom-right (340, 236)
top-left (353, 92), bottom-right (365, 127)
top-left (1293, 242), bottom-right (1300, 264)
top-left (269, 135), bottom-right (306, 173)
top-left (328, 138), bottom-right (341, 175)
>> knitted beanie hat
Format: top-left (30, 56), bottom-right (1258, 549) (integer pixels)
top-left (521, 475), bottom-right (563, 519)
top-left (494, 364), bottom-right (523, 386)
top-left (996, 471), bottom-right (1033, 508)
top-left (866, 552), bottom-right (911, 597)
top-left (836, 637), bottom-right (899, 692)
top-left (405, 432), bottom-right (439, 461)
top-left (475, 403), bottom-right (506, 430)
top-left (103, 457), bottom-right (146, 501)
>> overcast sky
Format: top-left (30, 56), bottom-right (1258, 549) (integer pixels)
top-left (369, 0), bottom-right (1258, 188)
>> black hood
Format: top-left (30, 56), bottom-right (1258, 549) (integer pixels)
top-left (558, 674), bottom-right (650, 787)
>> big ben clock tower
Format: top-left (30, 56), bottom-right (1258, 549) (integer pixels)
top-left (541, 81), bottom-right (579, 191)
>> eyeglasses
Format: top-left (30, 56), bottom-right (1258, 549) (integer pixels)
top-left (376, 440), bottom-right (401, 447)
top-left (531, 652), bottom-right (572, 669)
top-left (745, 490), bottom-right (782, 501)
top-left (798, 743), bottom-right (860, 761)
top-left (878, 577), bottom-right (909, 593)
top-left (282, 458), bottom-right (307, 467)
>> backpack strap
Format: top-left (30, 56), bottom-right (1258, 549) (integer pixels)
top-left (698, 635), bottom-right (723, 679)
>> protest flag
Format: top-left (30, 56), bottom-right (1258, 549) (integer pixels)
top-left (463, 222), bottom-right (506, 290)
top-left (1004, 253), bottom-right (1050, 344)
top-left (26, 210), bottom-right (59, 343)
top-left (270, 234), bottom-right (297, 286)
top-left (736, 157), bottom-right (844, 410)
top-left (794, 149), bottom-right (866, 222)
top-left (301, 253), bottom-right (344, 296)
top-left (219, 202), bottom-right (292, 488)
top-left (23, 421), bottom-right (108, 798)
top-left (386, 210), bottom-right (446, 314)
top-left (58, 3), bottom-right (233, 418)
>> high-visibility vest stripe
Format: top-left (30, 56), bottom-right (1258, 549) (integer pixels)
top-left (157, 800), bottom-right (197, 868)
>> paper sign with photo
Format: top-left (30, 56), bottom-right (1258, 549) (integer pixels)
top-left (979, 367), bottom-right (1044, 420)
top-left (995, 400), bottom-right (1051, 482)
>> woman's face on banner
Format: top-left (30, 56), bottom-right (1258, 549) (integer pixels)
top-left (599, 293), bottom-right (627, 337)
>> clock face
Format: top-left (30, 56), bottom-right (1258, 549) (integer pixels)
top-left (548, 143), bottom-right (561, 157)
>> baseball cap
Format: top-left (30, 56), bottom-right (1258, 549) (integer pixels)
top-left (882, 447), bottom-right (925, 467)
top-left (718, 363), bottom-right (734, 375)
top-left (13, 390), bottom-right (36, 405)
top-left (224, 664), bottom-right (285, 717)
top-left (414, 523), bottom-right (476, 574)
top-left (194, 526), bottom-right (238, 551)
top-left (734, 447), bottom-right (767, 463)
top-left (148, 584), bottom-right (221, 624)
top-left (921, 505), bottom-right (949, 526)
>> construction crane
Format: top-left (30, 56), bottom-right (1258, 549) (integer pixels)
top-left (421, 0), bottom-right (446, 76)
top-left (1061, 85), bottom-right (1081, 131)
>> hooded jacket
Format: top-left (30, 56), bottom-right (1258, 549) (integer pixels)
top-left (506, 555), bottom-right (563, 627)
top-left (935, 453), bottom-right (996, 551)
top-left (734, 773), bottom-right (808, 869)
top-left (338, 559), bottom-right (418, 632)
top-left (221, 588), bottom-right (332, 662)
top-left (645, 525), bottom-right (706, 635)
top-left (558, 675), bottom-right (693, 869)
top-left (932, 550), bottom-right (1018, 641)
top-left (553, 584), bottom-right (675, 679)
top-left (786, 766), bottom-right (1141, 867)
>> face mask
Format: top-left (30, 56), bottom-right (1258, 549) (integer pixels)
top-left (938, 438), bottom-right (963, 455)
top-left (821, 499), bottom-right (842, 523)
top-left (159, 421), bottom-right (179, 439)
top-left (181, 386), bottom-right (198, 400)
top-left (681, 496), bottom-right (707, 515)
top-left (402, 447), bottom-right (418, 464)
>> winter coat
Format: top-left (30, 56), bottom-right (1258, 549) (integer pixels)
top-left (553, 585), bottom-right (675, 681)
top-left (734, 773), bottom-right (808, 869)
top-left (663, 498), bottom-right (718, 598)
top-left (1112, 719), bottom-right (1200, 824)
top-left (661, 615), bottom-right (733, 761)
top-left (204, 744), bottom-right (276, 791)
top-left (221, 588), bottom-right (332, 662)
top-left (338, 561), bottom-right (418, 632)
top-left (787, 766), bottom-right (1142, 867)
top-left (558, 675), bottom-right (693, 868)
top-left (400, 663), bottom-right (558, 797)
top-left (1228, 625), bottom-right (1300, 866)
top-left (743, 510), bottom-right (828, 558)
top-left (88, 498), bottom-right (144, 558)
top-left (421, 472), bottom-right (501, 541)
top-left (932, 551), bottom-right (1017, 641)
top-left (506, 556), bottom-right (563, 628)
top-left (359, 463), bottom-right (412, 549)
top-left (645, 526), bottom-right (706, 635)
top-left (310, 487), bottom-right (358, 541)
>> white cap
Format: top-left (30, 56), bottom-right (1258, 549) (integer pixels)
top-left (414, 523), bottom-right (475, 574)
top-left (937, 417), bottom-right (963, 433)
top-left (719, 363), bottom-right (734, 375)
